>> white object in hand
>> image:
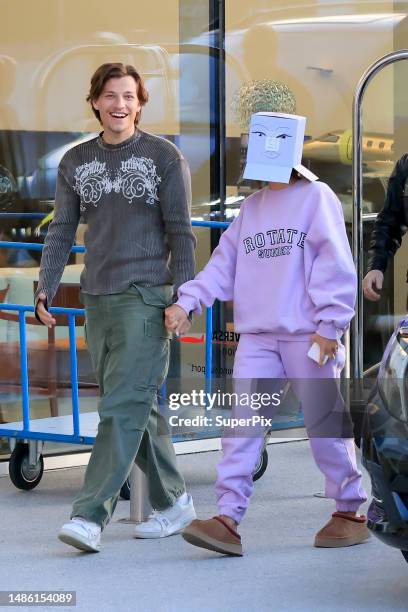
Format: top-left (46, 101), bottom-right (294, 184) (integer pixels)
top-left (307, 342), bottom-right (328, 365)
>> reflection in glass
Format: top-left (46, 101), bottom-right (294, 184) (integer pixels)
top-left (0, 0), bottom-right (215, 455)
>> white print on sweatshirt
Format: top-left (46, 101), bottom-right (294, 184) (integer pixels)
top-left (73, 156), bottom-right (161, 208)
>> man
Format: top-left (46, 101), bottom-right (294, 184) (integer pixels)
top-left (35, 63), bottom-right (196, 552)
top-left (363, 154), bottom-right (408, 300)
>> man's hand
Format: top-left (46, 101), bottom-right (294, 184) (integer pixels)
top-left (36, 292), bottom-right (56, 328)
top-left (310, 333), bottom-right (338, 367)
top-left (363, 270), bottom-right (384, 301)
top-left (165, 304), bottom-right (191, 336)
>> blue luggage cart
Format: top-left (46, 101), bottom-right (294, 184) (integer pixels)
top-left (0, 222), bottom-right (304, 493)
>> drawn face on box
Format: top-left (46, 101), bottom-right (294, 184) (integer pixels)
top-left (248, 117), bottom-right (297, 164)
top-left (243, 113), bottom-right (314, 183)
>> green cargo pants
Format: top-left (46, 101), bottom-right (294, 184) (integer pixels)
top-left (71, 284), bottom-right (186, 529)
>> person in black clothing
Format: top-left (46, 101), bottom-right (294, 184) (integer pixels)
top-left (363, 154), bottom-right (408, 301)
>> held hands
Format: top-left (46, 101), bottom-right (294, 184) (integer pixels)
top-left (164, 304), bottom-right (191, 337)
top-left (310, 333), bottom-right (338, 367)
top-left (363, 270), bottom-right (383, 301)
top-left (35, 292), bottom-right (56, 328)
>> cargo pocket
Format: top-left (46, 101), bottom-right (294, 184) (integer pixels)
top-left (144, 319), bottom-right (171, 388)
top-left (132, 283), bottom-right (174, 308)
top-left (145, 318), bottom-right (172, 339)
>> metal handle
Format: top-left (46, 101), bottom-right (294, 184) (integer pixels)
top-left (352, 49), bottom-right (408, 381)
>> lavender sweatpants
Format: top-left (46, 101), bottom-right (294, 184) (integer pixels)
top-left (216, 334), bottom-right (367, 524)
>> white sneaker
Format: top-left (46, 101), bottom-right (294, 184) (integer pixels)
top-left (134, 494), bottom-right (196, 539)
top-left (58, 517), bottom-right (101, 552)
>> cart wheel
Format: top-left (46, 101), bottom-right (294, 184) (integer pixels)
top-left (253, 448), bottom-right (268, 482)
top-left (120, 477), bottom-right (131, 500)
top-left (401, 550), bottom-right (408, 564)
top-left (9, 443), bottom-right (44, 490)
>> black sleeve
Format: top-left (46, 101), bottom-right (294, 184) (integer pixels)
top-left (367, 155), bottom-right (408, 273)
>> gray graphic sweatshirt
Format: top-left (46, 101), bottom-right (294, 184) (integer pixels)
top-left (35, 130), bottom-right (196, 306)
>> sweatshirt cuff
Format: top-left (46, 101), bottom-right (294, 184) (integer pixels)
top-left (316, 322), bottom-right (342, 341)
top-left (176, 295), bottom-right (202, 317)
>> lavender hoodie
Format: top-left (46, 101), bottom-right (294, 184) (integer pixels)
top-left (177, 180), bottom-right (356, 340)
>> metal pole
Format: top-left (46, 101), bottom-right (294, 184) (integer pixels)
top-left (352, 50), bottom-right (408, 381)
top-left (129, 464), bottom-right (152, 523)
top-left (18, 311), bottom-right (30, 431)
top-left (68, 314), bottom-right (80, 437)
top-left (205, 306), bottom-right (213, 400)
top-left (218, 0), bottom-right (226, 221)
top-left (119, 464), bottom-right (152, 524)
